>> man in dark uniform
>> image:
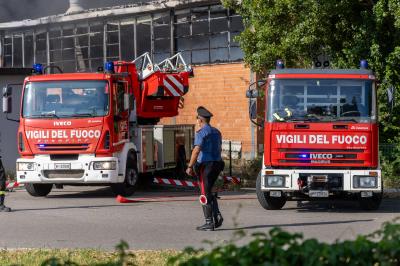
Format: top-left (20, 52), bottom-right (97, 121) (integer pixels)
top-left (0, 159), bottom-right (11, 212)
top-left (186, 106), bottom-right (225, 231)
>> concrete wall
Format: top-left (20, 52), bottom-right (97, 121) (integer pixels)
top-left (161, 63), bottom-right (260, 159)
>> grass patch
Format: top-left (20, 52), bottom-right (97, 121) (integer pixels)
top-left (0, 249), bottom-right (180, 266)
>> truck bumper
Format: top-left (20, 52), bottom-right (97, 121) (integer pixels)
top-left (16, 154), bottom-right (124, 184)
top-left (260, 168), bottom-right (382, 198)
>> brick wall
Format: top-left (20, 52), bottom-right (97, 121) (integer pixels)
top-left (161, 62), bottom-right (259, 158)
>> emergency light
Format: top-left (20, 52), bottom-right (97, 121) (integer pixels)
top-left (360, 59), bottom-right (368, 69)
top-left (276, 59), bottom-right (285, 69)
top-left (33, 63), bottom-right (43, 74)
top-left (104, 61), bottom-right (115, 73)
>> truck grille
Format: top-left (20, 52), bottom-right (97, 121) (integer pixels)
top-left (279, 148), bottom-right (364, 152)
top-left (37, 144), bottom-right (89, 151)
top-left (299, 173), bottom-right (343, 190)
top-left (279, 160), bottom-right (363, 164)
top-left (278, 148), bottom-right (364, 165)
top-left (43, 170), bottom-right (84, 179)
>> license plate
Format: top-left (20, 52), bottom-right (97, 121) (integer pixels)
top-left (270, 191), bottom-right (282, 197)
top-left (361, 191), bottom-right (373, 198)
top-left (54, 163), bottom-right (71, 170)
top-left (309, 190), bottom-right (329, 198)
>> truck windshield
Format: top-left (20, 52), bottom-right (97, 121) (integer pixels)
top-left (22, 80), bottom-right (109, 118)
top-left (267, 79), bottom-right (375, 123)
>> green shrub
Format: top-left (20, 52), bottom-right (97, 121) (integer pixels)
top-left (169, 219), bottom-right (400, 266)
top-left (380, 144), bottom-right (400, 188)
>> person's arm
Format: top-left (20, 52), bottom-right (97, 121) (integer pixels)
top-left (186, 146), bottom-right (201, 176)
top-left (188, 146), bottom-right (201, 168)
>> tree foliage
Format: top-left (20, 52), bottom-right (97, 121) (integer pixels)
top-left (223, 0), bottom-right (400, 152)
top-left (170, 219), bottom-right (400, 265)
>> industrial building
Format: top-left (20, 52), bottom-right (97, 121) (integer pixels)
top-left (0, 0), bottom-right (260, 170)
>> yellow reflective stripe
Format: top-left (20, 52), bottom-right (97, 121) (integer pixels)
top-left (0, 191), bottom-right (5, 195)
top-left (273, 113), bottom-right (284, 121)
top-left (284, 108), bottom-right (292, 116)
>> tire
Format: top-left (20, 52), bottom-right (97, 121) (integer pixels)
top-left (359, 193), bottom-right (382, 210)
top-left (111, 151), bottom-right (139, 197)
top-left (256, 172), bottom-right (286, 210)
top-left (25, 183), bottom-right (53, 197)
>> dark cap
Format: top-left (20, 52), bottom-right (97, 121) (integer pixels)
top-left (197, 106), bottom-right (213, 118)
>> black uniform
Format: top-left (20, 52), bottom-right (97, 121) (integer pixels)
top-left (193, 106), bottom-right (224, 231)
top-left (0, 159), bottom-right (11, 212)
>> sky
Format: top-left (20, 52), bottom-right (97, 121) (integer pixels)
top-left (0, 0), bottom-right (153, 22)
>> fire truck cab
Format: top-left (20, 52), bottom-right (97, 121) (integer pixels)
top-left (3, 53), bottom-right (194, 197)
top-left (247, 60), bottom-right (383, 210)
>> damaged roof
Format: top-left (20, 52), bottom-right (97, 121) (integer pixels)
top-left (0, 0), bottom-right (214, 30)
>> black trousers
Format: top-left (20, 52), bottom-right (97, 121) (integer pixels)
top-left (194, 161), bottom-right (225, 203)
top-left (0, 160), bottom-right (5, 191)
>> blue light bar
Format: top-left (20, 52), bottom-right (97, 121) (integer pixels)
top-left (104, 61), bottom-right (115, 73)
top-left (300, 154), bottom-right (308, 158)
top-left (276, 59), bottom-right (285, 69)
top-left (360, 59), bottom-right (368, 69)
top-left (33, 63), bottom-right (43, 74)
top-left (38, 144), bottom-right (45, 148)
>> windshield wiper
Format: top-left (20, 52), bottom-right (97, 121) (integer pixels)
top-left (285, 116), bottom-right (321, 122)
top-left (334, 118), bottom-right (358, 123)
top-left (73, 113), bottom-right (96, 117)
top-left (28, 111), bottom-right (60, 119)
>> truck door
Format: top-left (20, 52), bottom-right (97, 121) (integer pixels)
top-left (113, 81), bottom-right (129, 150)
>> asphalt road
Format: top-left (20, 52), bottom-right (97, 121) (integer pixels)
top-left (0, 186), bottom-right (399, 250)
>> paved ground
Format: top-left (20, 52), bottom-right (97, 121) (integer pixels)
top-left (1, 186), bottom-right (399, 250)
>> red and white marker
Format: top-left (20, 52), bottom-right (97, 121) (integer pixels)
top-left (5, 181), bottom-right (22, 191)
top-left (153, 176), bottom-right (240, 188)
top-left (221, 176), bottom-right (241, 184)
top-left (153, 177), bottom-right (199, 187)
top-left (116, 194), bottom-right (256, 204)
top-left (163, 75), bottom-right (185, 96)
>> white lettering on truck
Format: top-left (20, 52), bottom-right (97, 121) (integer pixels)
top-left (310, 154), bottom-right (333, 159)
top-left (25, 130), bottom-right (101, 139)
top-left (53, 121), bottom-right (72, 126)
top-left (276, 134), bottom-right (368, 145)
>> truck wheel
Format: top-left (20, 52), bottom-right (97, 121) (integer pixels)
top-left (256, 172), bottom-right (286, 210)
top-left (111, 151), bottom-right (138, 197)
top-left (25, 183), bottom-right (53, 197)
top-left (359, 193), bottom-right (382, 210)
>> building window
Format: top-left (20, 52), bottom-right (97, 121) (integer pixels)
top-left (137, 15), bottom-right (152, 58)
top-left (153, 12), bottom-right (171, 63)
top-left (0, 4), bottom-right (244, 70)
top-left (174, 4), bottom-right (244, 65)
top-left (120, 18), bottom-right (136, 61)
top-left (89, 22), bottom-right (105, 70)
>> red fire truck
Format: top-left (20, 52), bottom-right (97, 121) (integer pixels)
top-left (247, 60), bottom-right (385, 210)
top-left (3, 53), bottom-right (194, 197)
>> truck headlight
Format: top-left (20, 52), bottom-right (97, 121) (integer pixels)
top-left (353, 176), bottom-right (377, 188)
top-left (93, 161), bottom-right (116, 170)
top-left (17, 162), bottom-right (35, 171)
top-left (266, 175), bottom-right (285, 187)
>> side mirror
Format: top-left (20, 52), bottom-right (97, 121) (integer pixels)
top-left (124, 93), bottom-right (130, 111)
top-left (2, 86), bottom-right (12, 113)
top-left (387, 86), bottom-right (394, 114)
top-left (249, 100), bottom-right (257, 119)
top-left (257, 80), bottom-right (266, 87)
top-left (246, 90), bottom-right (259, 98)
top-left (246, 79), bottom-right (265, 98)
